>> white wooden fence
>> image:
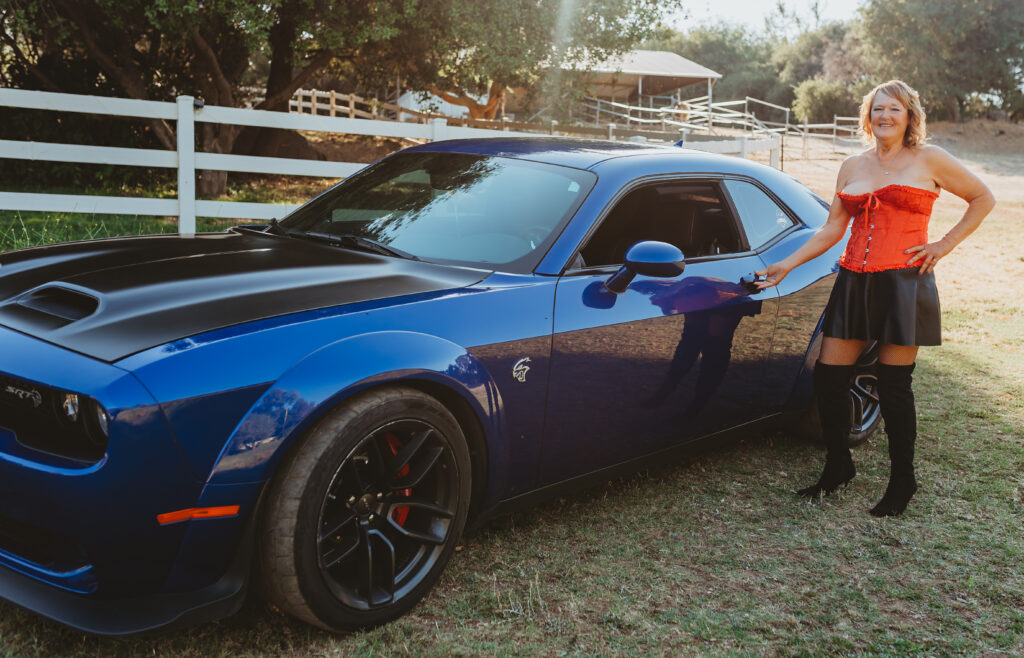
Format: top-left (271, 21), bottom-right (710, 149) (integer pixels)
top-left (0, 88), bottom-right (779, 234)
top-left (578, 93), bottom-right (861, 156)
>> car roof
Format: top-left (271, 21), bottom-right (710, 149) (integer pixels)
top-left (402, 136), bottom-right (687, 170)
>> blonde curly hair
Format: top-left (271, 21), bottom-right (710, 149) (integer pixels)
top-left (859, 80), bottom-right (927, 147)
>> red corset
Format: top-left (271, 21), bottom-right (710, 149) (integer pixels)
top-left (836, 184), bottom-right (938, 273)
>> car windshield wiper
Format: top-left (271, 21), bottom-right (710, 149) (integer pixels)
top-left (230, 218), bottom-right (291, 238)
top-left (299, 231), bottom-right (420, 261)
top-left (265, 218), bottom-right (290, 236)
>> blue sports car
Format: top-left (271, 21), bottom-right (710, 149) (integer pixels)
top-left (0, 138), bottom-right (878, 634)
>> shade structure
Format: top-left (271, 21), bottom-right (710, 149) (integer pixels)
top-left (583, 50), bottom-right (721, 101)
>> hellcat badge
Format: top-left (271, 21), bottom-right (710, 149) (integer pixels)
top-left (512, 357), bottom-right (532, 383)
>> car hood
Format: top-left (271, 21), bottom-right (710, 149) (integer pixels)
top-left (0, 231), bottom-right (487, 362)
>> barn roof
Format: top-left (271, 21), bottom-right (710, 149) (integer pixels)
top-left (584, 49), bottom-right (721, 99)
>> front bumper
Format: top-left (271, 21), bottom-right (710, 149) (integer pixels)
top-left (0, 515), bottom-right (253, 636)
top-left (0, 327), bottom-right (259, 633)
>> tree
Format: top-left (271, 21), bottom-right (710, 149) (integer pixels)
top-left (1, 1), bottom-right (410, 194)
top-left (792, 77), bottom-right (861, 123)
top-left (858, 0), bottom-right (1024, 121)
top-left (645, 23), bottom-right (786, 106)
top-left (372, 0), bottom-right (682, 120)
top-left (772, 22), bottom-right (851, 97)
top-left (3, 0), bottom-right (682, 195)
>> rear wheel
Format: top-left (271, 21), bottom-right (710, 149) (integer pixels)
top-left (800, 341), bottom-right (881, 447)
top-left (260, 387), bottom-right (471, 631)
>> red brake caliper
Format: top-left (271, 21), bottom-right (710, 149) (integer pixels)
top-left (384, 434), bottom-right (412, 526)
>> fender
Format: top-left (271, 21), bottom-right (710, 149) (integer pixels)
top-left (789, 315), bottom-right (826, 411)
top-left (205, 331), bottom-right (503, 487)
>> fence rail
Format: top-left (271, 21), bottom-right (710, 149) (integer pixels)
top-left (1, 88), bottom-right (780, 234)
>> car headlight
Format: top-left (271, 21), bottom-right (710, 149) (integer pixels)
top-left (93, 401), bottom-right (110, 438)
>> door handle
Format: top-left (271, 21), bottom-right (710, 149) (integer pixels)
top-left (739, 273), bottom-right (765, 294)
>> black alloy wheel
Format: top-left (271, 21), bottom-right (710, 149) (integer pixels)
top-left (260, 387), bottom-right (471, 631)
top-left (847, 341), bottom-right (881, 444)
top-left (799, 341), bottom-right (881, 447)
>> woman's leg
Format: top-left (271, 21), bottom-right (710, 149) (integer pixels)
top-left (870, 344), bottom-right (921, 516)
top-left (797, 337), bottom-right (867, 497)
top-left (819, 336), bottom-right (869, 366)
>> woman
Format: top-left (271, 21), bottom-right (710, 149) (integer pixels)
top-left (756, 80), bottom-right (995, 517)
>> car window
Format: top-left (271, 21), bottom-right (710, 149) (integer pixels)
top-left (722, 179), bottom-right (796, 250)
top-left (281, 152), bottom-right (596, 273)
top-left (579, 181), bottom-right (745, 267)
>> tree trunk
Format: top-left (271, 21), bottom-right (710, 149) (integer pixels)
top-left (429, 83), bottom-right (505, 120)
top-left (234, 2), bottom-right (298, 158)
top-left (196, 121), bottom-right (239, 198)
top-left (945, 96), bottom-right (961, 122)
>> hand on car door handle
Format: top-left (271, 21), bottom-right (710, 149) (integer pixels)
top-left (739, 273), bottom-right (765, 294)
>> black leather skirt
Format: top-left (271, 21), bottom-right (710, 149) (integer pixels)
top-left (822, 267), bottom-right (941, 346)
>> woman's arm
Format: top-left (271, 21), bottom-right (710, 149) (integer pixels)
top-left (904, 146), bottom-right (995, 274)
top-left (755, 160), bottom-right (855, 289)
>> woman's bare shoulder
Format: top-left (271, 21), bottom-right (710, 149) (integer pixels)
top-left (836, 151), bottom-right (869, 186)
top-left (916, 143), bottom-right (957, 163)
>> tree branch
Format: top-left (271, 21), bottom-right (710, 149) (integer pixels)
top-left (0, 25), bottom-right (61, 91)
top-left (427, 85), bottom-right (479, 108)
top-left (427, 83), bottom-right (504, 119)
top-left (256, 49), bottom-right (335, 110)
top-left (60, 3), bottom-right (176, 149)
top-left (192, 31), bottom-right (234, 106)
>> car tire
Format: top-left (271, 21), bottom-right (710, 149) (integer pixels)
top-left (798, 341), bottom-right (881, 447)
top-left (259, 386), bottom-right (471, 632)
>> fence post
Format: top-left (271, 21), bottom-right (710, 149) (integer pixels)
top-left (330, 90), bottom-right (336, 117)
top-left (429, 117), bottom-right (447, 142)
top-left (832, 115), bottom-right (837, 153)
top-left (311, 90), bottom-right (318, 117)
top-left (739, 135), bottom-right (748, 159)
top-left (550, 120), bottom-right (558, 135)
top-left (608, 122), bottom-right (615, 141)
top-left (803, 117), bottom-right (808, 160)
top-left (769, 135), bottom-right (781, 169)
top-left (176, 95), bottom-right (196, 234)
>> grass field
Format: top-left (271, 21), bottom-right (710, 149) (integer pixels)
top-left (0, 147), bottom-right (1021, 656)
top-left (0, 176), bottom-right (327, 252)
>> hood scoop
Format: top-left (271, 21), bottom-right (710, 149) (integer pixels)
top-left (1, 285), bottom-right (99, 330)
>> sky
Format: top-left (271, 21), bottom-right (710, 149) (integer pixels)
top-left (675, 0), bottom-right (866, 32)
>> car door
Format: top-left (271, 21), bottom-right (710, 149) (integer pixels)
top-left (538, 178), bottom-right (782, 485)
top-left (721, 177), bottom-right (836, 413)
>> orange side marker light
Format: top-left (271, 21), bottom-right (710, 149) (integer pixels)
top-left (157, 505), bottom-right (240, 525)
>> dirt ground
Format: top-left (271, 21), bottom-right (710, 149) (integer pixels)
top-left (767, 117), bottom-right (1023, 192)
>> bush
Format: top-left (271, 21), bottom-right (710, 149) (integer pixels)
top-left (792, 77), bottom-right (861, 123)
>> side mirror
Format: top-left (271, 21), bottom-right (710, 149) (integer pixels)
top-left (604, 241), bottom-right (685, 294)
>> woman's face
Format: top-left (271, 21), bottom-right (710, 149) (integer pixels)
top-left (870, 91), bottom-right (909, 143)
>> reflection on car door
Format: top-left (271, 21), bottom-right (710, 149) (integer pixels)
top-left (539, 180), bottom-right (781, 485)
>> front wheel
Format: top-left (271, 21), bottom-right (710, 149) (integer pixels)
top-left (799, 341), bottom-right (881, 447)
top-left (259, 387), bottom-right (471, 631)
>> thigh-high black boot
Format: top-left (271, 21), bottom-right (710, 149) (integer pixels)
top-left (797, 362), bottom-right (856, 497)
top-left (869, 363), bottom-right (918, 517)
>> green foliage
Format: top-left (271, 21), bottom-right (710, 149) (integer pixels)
top-left (858, 0), bottom-right (1024, 120)
top-left (792, 77), bottom-right (862, 123)
top-left (646, 23), bottom-right (782, 104)
top-left (772, 22), bottom-right (861, 99)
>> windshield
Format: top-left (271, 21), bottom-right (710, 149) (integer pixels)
top-left (281, 151), bottom-right (596, 272)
